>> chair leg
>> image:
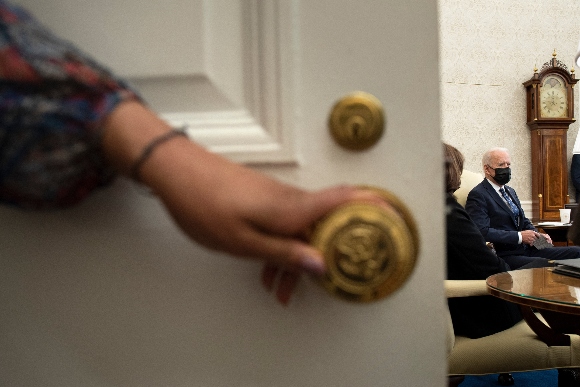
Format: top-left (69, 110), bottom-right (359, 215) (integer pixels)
top-left (448, 375), bottom-right (465, 387)
top-left (498, 373), bottom-right (514, 386)
top-left (558, 368), bottom-right (580, 387)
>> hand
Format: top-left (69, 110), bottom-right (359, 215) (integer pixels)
top-left (262, 264), bottom-right (300, 306)
top-left (152, 161), bottom-right (387, 272)
top-left (102, 101), bottom-right (387, 279)
top-left (259, 187), bottom-right (392, 305)
top-left (521, 230), bottom-right (539, 245)
top-left (540, 233), bottom-right (552, 245)
top-left (167, 176), bottom-right (387, 306)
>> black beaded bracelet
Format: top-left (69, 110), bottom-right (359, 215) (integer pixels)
top-left (130, 128), bottom-right (188, 182)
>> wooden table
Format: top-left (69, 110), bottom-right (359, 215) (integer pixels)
top-left (535, 223), bottom-right (573, 246)
top-left (487, 267), bottom-right (580, 346)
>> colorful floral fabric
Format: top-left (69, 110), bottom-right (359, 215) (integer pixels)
top-left (0, 1), bottom-right (140, 209)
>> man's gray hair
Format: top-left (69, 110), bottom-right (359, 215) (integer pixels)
top-left (482, 147), bottom-right (509, 171)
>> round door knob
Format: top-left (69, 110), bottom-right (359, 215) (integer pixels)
top-left (328, 92), bottom-right (385, 151)
top-left (310, 187), bottom-right (419, 302)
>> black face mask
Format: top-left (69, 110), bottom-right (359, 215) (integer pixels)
top-left (489, 166), bottom-right (511, 185)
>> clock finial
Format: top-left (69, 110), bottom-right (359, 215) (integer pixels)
top-left (534, 64), bottom-right (538, 73)
top-left (553, 49), bottom-right (557, 58)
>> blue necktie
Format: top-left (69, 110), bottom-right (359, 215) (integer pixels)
top-left (499, 187), bottom-right (519, 218)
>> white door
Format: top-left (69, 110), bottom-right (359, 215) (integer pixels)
top-left (1, 1), bottom-right (445, 386)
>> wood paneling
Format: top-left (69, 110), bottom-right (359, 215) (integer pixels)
top-left (530, 127), bottom-right (569, 222)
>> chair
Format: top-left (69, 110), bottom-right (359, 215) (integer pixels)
top-left (454, 169), bottom-right (483, 207)
top-left (446, 280), bottom-right (580, 387)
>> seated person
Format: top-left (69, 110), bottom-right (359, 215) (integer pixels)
top-left (444, 143), bottom-right (550, 339)
top-left (465, 147), bottom-right (580, 270)
top-left (572, 150), bottom-right (580, 203)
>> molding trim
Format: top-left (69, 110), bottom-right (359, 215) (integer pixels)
top-left (162, 0), bottom-right (299, 165)
top-left (521, 200), bottom-right (532, 215)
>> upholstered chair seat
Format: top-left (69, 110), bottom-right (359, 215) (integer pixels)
top-left (446, 280), bottom-right (580, 386)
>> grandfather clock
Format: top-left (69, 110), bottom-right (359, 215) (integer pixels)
top-left (523, 51), bottom-right (577, 222)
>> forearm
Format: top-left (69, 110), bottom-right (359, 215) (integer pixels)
top-left (572, 155), bottom-right (580, 190)
top-left (100, 100), bottom-right (299, 256)
top-left (101, 100), bottom-right (177, 177)
top-left (485, 228), bottom-right (520, 245)
top-left (100, 100), bottom-right (272, 198)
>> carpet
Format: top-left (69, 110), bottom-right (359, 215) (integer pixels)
top-left (460, 370), bottom-right (558, 386)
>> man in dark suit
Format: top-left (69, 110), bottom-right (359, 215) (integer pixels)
top-left (465, 147), bottom-right (580, 269)
top-left (571, 152), bottom-right (580, 203)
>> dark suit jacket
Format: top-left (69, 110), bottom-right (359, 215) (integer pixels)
top-left (446, 194), bottom-right (521, 338)
top-left (571, 154), bottom-right (580, 203)
top-left (465, 179), bottom-right (535, 257)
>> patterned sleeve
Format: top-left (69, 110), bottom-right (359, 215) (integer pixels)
top-left (0, 1), bottom-right (141, 209)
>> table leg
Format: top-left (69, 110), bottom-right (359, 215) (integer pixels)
top-left (519, 306), bottom-right (570, 346)
top-left (538, 309), bottom-right (580, 336)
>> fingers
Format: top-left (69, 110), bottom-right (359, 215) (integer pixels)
top-left (522, 230), bottom-right (539, 245)
top-left (541, 233), bottom-right (553, 244)
top-left (276, 271), bottom-right (300, 305)
top-left (233, 185), bottom-right (391, 305)
top-left (256, 185), bottom-right (391, 241)
top-left (253, 186), bottom-right (389, 305)
top-left (234, 226), bottom-right (326, 274)
top-left (261, 263), bottom-right (278, 291)
top-left (306, 185), bottom-right (391, 221)
top-left (261, 264), bottom-right (301, 306)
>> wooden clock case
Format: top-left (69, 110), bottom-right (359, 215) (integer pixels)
top-left (523, 53), bottom-right (578, 222)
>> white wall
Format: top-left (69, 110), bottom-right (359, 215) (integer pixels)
top-left (440, 0), bottom-right (580, 203)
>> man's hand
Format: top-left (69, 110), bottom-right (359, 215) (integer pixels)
top-left (540, 233), bottom-right (553, 245)
top-left (521, 230), bottom-right (539, 245)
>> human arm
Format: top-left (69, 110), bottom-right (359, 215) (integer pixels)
top-left (521, 230), bottom-right (540, 245)
top-left (0, 2), bottom-right (387, 302)
top-left (569, 206), bottom-right (580, 244)
top-left (102, 100), bottom-right (386, 279)
top-left (0, 1), bottom-right (139, 208)
top-left (571, 154), bottom-right (580, 192)
top-left (445, 195), bottom-right (526, 337)
top-left (539, 233), bottom-right (553, 244)
top-left (446, 197), bottom-right (523, 338)
top-left (447, 194), bottom-right (511, 279)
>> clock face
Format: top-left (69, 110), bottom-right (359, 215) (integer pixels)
top-left (540, 74), bottom-right (568, 118)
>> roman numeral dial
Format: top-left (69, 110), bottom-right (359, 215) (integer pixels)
top-left (540, 75), bottom-right (568, 118)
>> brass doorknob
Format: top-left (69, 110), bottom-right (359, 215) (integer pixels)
top-left (328, 92), bottom-right (385, 151)
top-left (310, 187), bottom-right (419, 302)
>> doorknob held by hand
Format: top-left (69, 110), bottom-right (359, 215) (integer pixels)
top-left (310, 187), bottom-right (419, 302)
